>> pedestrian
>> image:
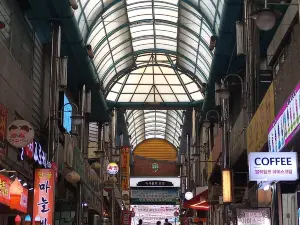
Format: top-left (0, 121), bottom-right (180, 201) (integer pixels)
top-left (157, 221), bottom-right (162, 225)
top-left (164, 219), bottom-right (171, 225)
top-left (138, 219), bottom-right (143, 225)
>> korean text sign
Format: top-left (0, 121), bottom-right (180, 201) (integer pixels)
top-left (121, 210), bottom-right (132, 225)
top-left (121, 146), bottom-right (130, 190)
top-left (248, 152), bottom-right (298, 182)
top-left (33, 169), bottom-right (55, 225)
top-left (0, 174), bottom-right (28, 213)
top-left (268, 82), bottom-right (300, 152)
top-left (237, 208), bottom-right (271, 225)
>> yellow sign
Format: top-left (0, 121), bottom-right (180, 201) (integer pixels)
top-left (247, 82), bottom-right (275, 152)
top-left (121, 146), bottom-right (130, 190)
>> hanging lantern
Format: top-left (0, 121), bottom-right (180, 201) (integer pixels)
top-left (9, 178), bottom-right (23, 210)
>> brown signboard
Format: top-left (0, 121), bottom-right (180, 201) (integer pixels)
top-left (131, 156), bottom-right (179, 177)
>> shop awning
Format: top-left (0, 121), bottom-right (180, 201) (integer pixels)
top-left (183, 187), bottom-right (209, 210)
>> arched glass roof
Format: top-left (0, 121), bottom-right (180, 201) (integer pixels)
top-left (75, 0), bottom-right (224, 103)
top-left (106, 53), bottom-right (203, 102)
top-left (126, 110), bottom-right (183, 149)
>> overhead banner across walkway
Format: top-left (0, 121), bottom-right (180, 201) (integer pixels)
top-left (131, 187), bottom-right (179, 205)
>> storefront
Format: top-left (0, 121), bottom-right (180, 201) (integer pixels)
top-left (266, 82), bottom-right (300, 225)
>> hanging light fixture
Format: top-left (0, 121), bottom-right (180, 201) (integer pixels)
top-left (9, 178), bottom-right (23, 210)
top-left (250, 0), bottom-right (280, 31)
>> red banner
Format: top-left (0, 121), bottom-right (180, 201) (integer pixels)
top-left (33, 169), bottom-right (55, 225)
top-left (121, 146), bottom-right (130, 190)
top-left (122, 210), bottom-right (132, 225)
top-left (0, 104), bottom-right (8, 156)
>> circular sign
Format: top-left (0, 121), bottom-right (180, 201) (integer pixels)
top-left (107, 162), bottom-right (119, 175)
top-left (7, 120), bottom-right (34, 148)
top-left (185, 191), bottom-right (193, 200)
top-left (174, 211), bottom-right (179, 217)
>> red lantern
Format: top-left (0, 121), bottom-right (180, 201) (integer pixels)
top-left (9, 178), bottom-right (23, 209)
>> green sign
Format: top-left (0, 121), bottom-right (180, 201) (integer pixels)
top-left (152, 163), bottom-right (159, 172)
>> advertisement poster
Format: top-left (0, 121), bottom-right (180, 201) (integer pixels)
top-left (237, 208), bottom-right (271, 225)
top-left (121, 146), bottom-right (130, 190)
top-left (0, 104), bottom-right (8, 156)
top-left (268, 82), bottom-right (300, 152)
top-left (122, 210), bottom-right (132, 225)
top-left (0, 174), bottom-right (28, 213)
top-left (33, 169), bottom-right (55, 225)
top-left (131, 188), bottom-right (179, 205)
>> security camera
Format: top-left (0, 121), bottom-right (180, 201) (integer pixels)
top-left (69, 0), bottom-right (78, 10)
top-left (86, 44), bottom-right (94, 59)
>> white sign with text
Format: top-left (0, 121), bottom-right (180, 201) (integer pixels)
top-left (248, 152), bottom-right (298, 182)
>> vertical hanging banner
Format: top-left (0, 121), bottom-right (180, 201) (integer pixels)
top-left (0, 104), bottom-right (8, 156)
top-left (121, 146), bottom-right (130, 190)
top-left (121, 210), bottom-right (132, 225)
top-left (33, 169), bottom-right (55, 225)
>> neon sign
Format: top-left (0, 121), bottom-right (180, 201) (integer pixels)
top-left (63, 95), bottom-right (72, 133)
top-left (21, 141), bottom-right (51, 168)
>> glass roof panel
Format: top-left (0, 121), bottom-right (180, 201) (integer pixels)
top-left (126, 110), bottom-right (183, 149)
top-left (106, 53), bottom-right (204, 102)
top-left (76, 0), bottom-right (223, 93)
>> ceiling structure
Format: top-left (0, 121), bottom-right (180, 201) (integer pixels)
top-left (126, 110), bottom-right (183, 149)
top-left (75, 0), bottom-right (224, 148)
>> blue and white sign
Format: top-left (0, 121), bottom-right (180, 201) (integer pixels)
top-left (63, 95), bottom-right (72, 133)
top-left (248, 152), bottom-right (298, 182)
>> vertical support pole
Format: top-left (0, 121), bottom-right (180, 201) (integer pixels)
top-left (48, 24), bottom-right (61, 163)
top-left (48, 22), bottom-right (60, 225)
top-left (221, 98), bottom-right (229, 225)
top-left (112, 183), bottom-right (115, 225)
top-left (277, 183), bottom-right (283, 225)
top-left (98, 122), bottom-right (103, 218)
top-left (186, 134), bottom-right (190, 190)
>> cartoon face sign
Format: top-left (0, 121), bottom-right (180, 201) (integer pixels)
top-left (107, 162), bottom-right (119, 175)
top-left (7, 120), bottom-right (34, 148)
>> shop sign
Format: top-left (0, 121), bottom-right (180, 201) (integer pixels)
top-left (0, 104), bottom-right (8, 156)
top-left (107, 162), bottom-right (119, 175)
top-left (121, 210), bottom-right (132, 225)
top-left (7, 120), bottom-right (34, 148)
top-left (21, 141), bottom-right (51, 168)
top-left (0, 174), bottom-right (28, 213)
top-left (137, 180), bottom-right (173, 187)
top-left (237, 208), bottom-right (271, 225)
top-left (248, 152), bottom-right (298, 181)
top-left (247, 82), bottom-right (275, 153)
top-left (268, 82), bottom-right (300, 152)
top-left (0, 174), bottom-right (11, 206)
top-left (120, 146), bottom-right (130, 190)
top-left (131, 188), bottom-right (179, 205)
top-left (33, 169), bottom-right (55, 225)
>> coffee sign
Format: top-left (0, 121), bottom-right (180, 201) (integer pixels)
top-left (7, 120), bottom-right (34, 148)
top-left (21, 141), bottom-right (51, 168)
top-left (248, 152), bottom-right (298, 182)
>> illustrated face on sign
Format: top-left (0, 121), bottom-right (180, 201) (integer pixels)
top-left (107, 163), bottom-right (119, 175)
top-left (7, 120), bottom-right (34, 148)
